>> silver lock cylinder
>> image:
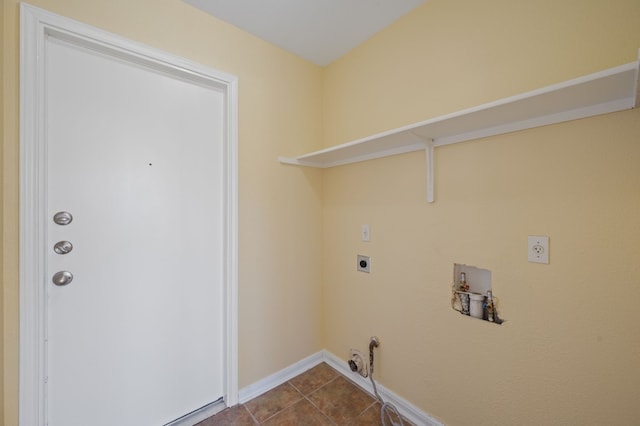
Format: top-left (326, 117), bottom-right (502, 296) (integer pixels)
top-left (53, 211), bottom-right (73, 225)
top-left (53, 240), bottom-right (73, 255)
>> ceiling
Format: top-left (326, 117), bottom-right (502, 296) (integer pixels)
top-left (183, 0), bottom-right (427, 66)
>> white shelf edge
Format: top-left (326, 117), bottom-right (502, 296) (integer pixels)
top-left (278, 156), bottom-right (329, 168)
top-left (433, 97), bottom-right (635, 147)
top-left (280, 141), bottom-right (427, 169)
top-left (279, 58), bottom-right (640, 201)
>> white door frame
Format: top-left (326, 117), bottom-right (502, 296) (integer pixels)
top-left (19, 4), bottom-right (239, 425)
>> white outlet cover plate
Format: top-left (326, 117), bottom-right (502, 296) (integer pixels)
top-left (528, 235), bottom-right (549, 264)
top-left (357, 255), bottom-right (370, 273)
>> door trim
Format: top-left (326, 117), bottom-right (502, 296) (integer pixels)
top-left (19, 4), bottom-right (239, 425)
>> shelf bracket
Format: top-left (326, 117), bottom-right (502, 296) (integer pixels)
top-left (426, 139), bottom-right (434, 203)
top-left (410, 133), bottom-right (435, 203)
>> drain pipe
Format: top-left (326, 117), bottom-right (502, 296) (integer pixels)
top-left (368, 337), bottom-right (382, 400)
top-left (368, 337), bottom-right (404, 426)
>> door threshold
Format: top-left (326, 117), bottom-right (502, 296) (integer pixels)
top-left (165, 397), bottom-right (226, 426)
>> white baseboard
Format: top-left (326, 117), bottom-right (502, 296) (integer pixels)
top-left (238, 351), bottom-right (325, 403)
top-left (321, 350), bottom-right (443, 426)
top-left (237, 349), bottom-right (443, 426)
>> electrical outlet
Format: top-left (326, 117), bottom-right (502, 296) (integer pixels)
top-left (357, 255), bottom-right (370, 273)
top-left (528, 235), bottom-right (549, 264)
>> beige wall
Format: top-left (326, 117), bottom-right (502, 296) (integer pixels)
top-left (1, 1), bottom-right (324, 424)
top-left (322, 0), bottom-right (640, 425)
top-left (4, 0), bottom-right (640, 425)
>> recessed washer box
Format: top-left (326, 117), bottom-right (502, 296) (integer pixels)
top-left (453, 263), bottom-right (491, 294)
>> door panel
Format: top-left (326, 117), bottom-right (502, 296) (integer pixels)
top-left (46, 36), bottom-right (224, 426)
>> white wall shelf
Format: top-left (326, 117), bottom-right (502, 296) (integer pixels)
top-left (279, 59), bottom-right (640, 202)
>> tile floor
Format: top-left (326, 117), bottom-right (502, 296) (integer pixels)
top-left (196, 362), bottom-right (415, 425)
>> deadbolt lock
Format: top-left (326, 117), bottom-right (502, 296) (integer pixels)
top-left (54, 240), bottom-right (73, 255)
top-left (53, 211), bottom-right (73, 225)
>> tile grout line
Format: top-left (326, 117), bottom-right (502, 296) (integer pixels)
top-left (253, 382), bottom-right (305, 425)
top-left (290, 369), bottom-right (342, 425)
top-left (301, 389), bottom-right (338, 426)
top-left (303, 393), bottom-right (338, 426)
top-left (241, 404), bottom-right (260, 425)
top-left (202, 363), bottom-right (390, 425)
top-left (299, 372), bottom-right (374, 426)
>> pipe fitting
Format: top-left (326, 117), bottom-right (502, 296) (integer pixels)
top-left (348, 349), bottom-right (368, 378)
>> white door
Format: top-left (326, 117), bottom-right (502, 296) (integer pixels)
top-left (44, 34), bottom-right (225, 426)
